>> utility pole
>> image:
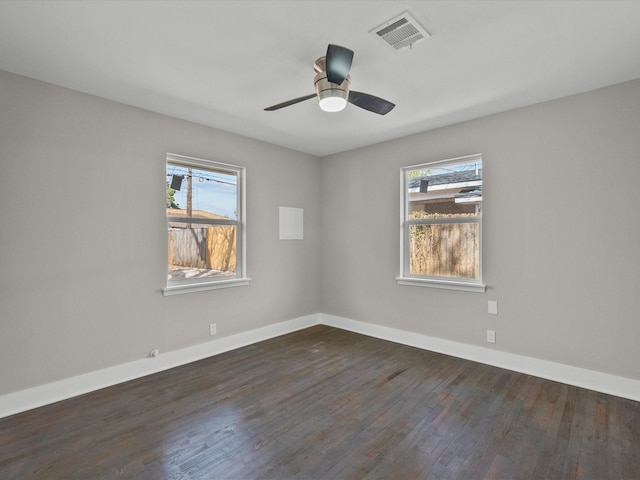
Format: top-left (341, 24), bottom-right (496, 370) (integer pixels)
top-left (187, 168), bottom-right (193, 218)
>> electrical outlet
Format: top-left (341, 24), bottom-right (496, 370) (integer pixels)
top-left (209, 323), bottom-right (217, 336)
top-left (486, 330), bottom-right (496, 343)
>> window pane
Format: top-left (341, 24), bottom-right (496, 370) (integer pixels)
top-left (167, 164), bottom-right (237, 220)
top-left (407, 160), bottom-right (482, 217)
top-left (168, 222), bottom-right (237, 280)
top-left (409, 222), bottom-right (480, 279)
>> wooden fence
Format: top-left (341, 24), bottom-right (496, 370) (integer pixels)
top-left (409, 221), bottom-right (479, 279)
top-left (168, 225), bottom-right (236, 273)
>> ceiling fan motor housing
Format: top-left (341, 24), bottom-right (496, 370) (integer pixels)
top-left (314, 57), bottom-right (350, 111)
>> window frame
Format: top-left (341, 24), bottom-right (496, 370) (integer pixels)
top-left (397, 153), bottom-right (486, 293)
top-left (163, 153), bottom-right (249, 296)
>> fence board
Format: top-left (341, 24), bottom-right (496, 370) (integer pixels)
top-left (168, 225), bottom-right (236, 273)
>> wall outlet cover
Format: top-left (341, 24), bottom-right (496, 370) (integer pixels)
top-left (487, 330), bottom-right (496, 343)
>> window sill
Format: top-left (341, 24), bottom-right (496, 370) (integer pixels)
top-left (396, 276), bottom-right (486, 293)
top-left (163, 277), bottom-right (251, 296)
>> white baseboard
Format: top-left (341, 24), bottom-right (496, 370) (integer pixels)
top-left (320, 313), bottom-right (640, 402)
top-left (2, 312), bottom-right (638, 419)
top-left (0, 314), bottom-right (320, 419)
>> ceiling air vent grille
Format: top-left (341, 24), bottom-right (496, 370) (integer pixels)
top-left (370, 12), bottom-right (430, 51)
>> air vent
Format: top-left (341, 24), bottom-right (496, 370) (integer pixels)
top-left (370, 11), bottom-right (430, 51)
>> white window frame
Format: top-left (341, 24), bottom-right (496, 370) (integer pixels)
top-left (396, 153), bottom-right (486, 293)
top-left (163, 153), bottom-right (249, 296)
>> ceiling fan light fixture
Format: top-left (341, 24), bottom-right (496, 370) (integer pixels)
top-left (318, 89), bottom-right (348, 112)
top-left (315, 66), bottom-right (350, 113)
top-left (264, 44), bottom-right (394, 115)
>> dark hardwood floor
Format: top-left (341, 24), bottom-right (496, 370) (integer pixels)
top-left (1, 325), bottom-right (638, 479)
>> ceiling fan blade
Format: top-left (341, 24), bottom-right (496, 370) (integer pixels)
top-left (348, 91), bottom-right (395, 115)
top-left (264, 94), bottom-right (316, 111)
top-left (325, 44), bottom-right (354, 85)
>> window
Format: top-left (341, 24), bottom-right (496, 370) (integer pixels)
top-left (397, 154), bottom-right (485, 292)
top-left (163, 153), bottom-right (249, 295)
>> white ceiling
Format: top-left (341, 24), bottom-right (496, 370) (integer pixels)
top-left (2, 1), bottom-right (640, 157)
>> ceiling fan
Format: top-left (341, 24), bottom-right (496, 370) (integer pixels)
top-left (264, 44), bottom-right (395, 115)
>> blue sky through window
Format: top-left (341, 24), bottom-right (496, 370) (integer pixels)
top-left (167, 164), bottom-right (237, 220)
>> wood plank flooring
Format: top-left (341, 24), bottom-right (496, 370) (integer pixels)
top-left (1, 325), bottom-right (638, 479)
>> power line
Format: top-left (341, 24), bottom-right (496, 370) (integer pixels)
top-left (166, 172), bottom-right (236, 187)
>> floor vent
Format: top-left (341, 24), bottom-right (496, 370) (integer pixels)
top-left (370, 11), bottom-right (430, 51)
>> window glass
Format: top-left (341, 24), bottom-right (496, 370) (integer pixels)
top-left (165, 154), bottom-right (247, 294)
top-left (400, 154), bottom-right (483, 289)
top-left (167, 164), bottom-right (237, 220)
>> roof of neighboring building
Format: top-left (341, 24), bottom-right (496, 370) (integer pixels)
top-left (408, 169), bottom-right (482, 190)
top-left (166, 208), bottom-right (230, 220)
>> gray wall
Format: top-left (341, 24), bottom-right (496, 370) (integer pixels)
top-left (2, 69), bottom-right (639, 398)
top-left (321, 78), bottom-right (640, 381)
top-left (0, 71), bottom-right (321, 395)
